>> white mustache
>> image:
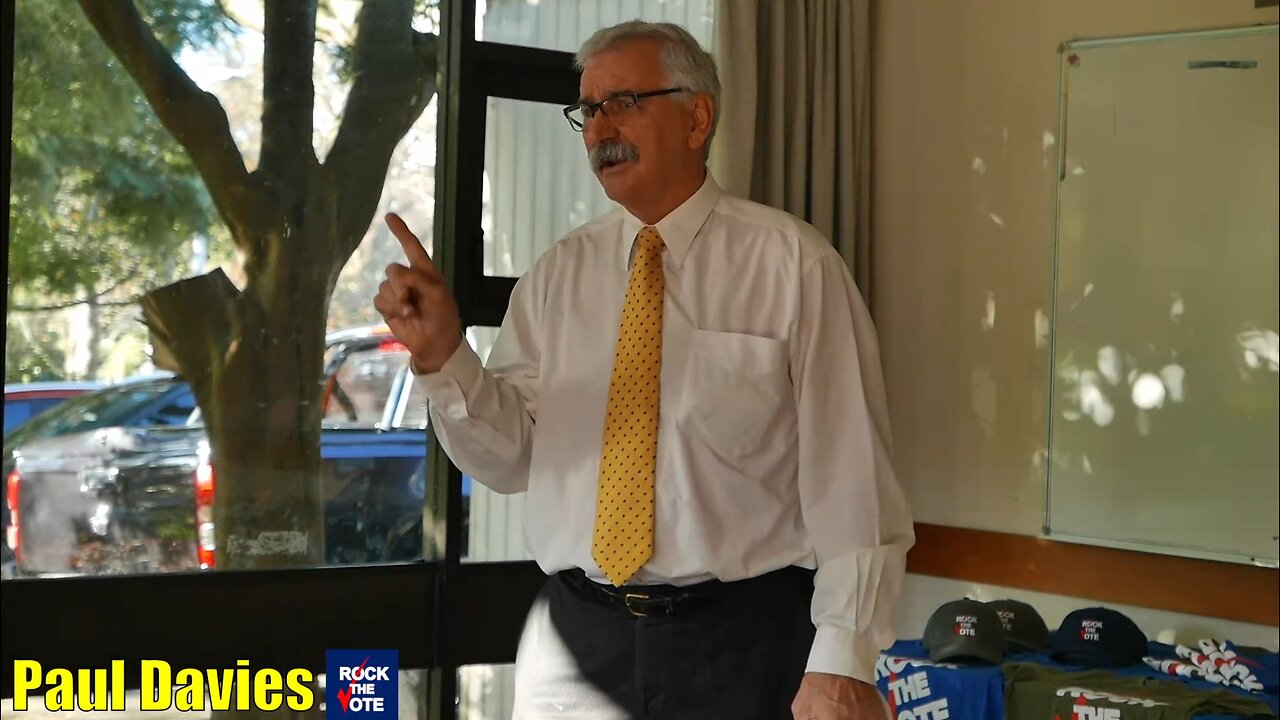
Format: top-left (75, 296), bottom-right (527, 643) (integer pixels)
top-left (589, 141), bottom-right (640, 172)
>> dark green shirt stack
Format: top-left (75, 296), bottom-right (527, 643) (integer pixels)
top-left (1004, 662), bottom-right (1277, 719)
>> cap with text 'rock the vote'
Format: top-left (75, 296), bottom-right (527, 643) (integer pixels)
top-left (986, 599), bottom-right (1052, 653)
top-left (923, 599), bottom-right (1007, 665)
top-left (1050, 607), bottom-right (1148, 668)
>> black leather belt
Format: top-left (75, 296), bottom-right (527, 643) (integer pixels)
top-left (559, 565), bottom-right (814, 618)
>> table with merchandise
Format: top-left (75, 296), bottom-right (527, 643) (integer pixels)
top-left (877, 600), bottom-right (1279, 719)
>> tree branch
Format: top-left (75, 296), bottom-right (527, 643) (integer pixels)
top-left (326, 0), bottom-right (437, 255)
top-left (11, 296), bottom-right (144, 313)
top-left (140, 270), bottom-right (240, 409)
top-left (212, 0), bottom-right (258, 33)
top-left (78, 0), bottom-right (255, 246)
top-left (260, 0), bottom-right (318, 187)
top-left (9, 265), bottom-right (144, 312)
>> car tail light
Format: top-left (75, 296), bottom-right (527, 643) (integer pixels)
top-left (194, 460), bottom-right (216, 569)
top-left (378, 338), bottom-right (408, 354)
top-left (5, 469), bottom-right (19, 561)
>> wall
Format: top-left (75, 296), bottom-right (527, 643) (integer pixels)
top-left (872, 0), bottom-right (1278, 648)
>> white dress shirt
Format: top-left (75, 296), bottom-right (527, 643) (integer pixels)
top-left (419, 174), bottom-right (915, 684)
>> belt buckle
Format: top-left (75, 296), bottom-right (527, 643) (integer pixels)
top-left (623, 592), bottom-right (652, 617)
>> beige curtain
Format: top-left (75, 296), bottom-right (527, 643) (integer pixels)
top-left (710, 0), bottom-right (873, 297)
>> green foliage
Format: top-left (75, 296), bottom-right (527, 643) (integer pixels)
top-left (3, 317), bottom-right (70, 383)
top-left (7, 0), bottom-right (228, 303)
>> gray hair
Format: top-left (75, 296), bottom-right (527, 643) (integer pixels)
top-left (575, 21), bottom-right (721, 159)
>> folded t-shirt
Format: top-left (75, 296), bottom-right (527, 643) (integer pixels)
top-left (1004, 661), bottom-right (1277, 719)
top-left (1226, 643), bottom-right (1280, 695)
top-left (877, 640), bottom-right (1004, 720)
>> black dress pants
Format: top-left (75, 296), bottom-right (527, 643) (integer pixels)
top-left (511, 566), bottom-right (817, 720)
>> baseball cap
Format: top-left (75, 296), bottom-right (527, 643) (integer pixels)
top-left (1050, 607), bottom-right (1147, 668)
top-left (923, 599), bottom-right (1007, 665)
top-left (986, 599), bottom-right (1051, 653)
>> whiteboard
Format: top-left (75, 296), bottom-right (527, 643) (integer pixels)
top-left (1046, 25), bottom-right (1279, 567)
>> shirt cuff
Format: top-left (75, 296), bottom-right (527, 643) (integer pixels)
top-left (805, 624), bottom-right (883, 686)
top-left (413, 341), bottom-right (483, 418)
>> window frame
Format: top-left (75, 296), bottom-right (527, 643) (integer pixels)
top-left (0, 1), bottom-right (567, 714)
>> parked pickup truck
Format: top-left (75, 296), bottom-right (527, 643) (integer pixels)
top-left (5, 324), bottom-right (469, 576)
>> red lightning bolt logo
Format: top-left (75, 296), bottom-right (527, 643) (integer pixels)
top-left (336, 657), bottom-right (370, 713)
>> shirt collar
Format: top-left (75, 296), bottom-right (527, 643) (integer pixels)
top-left (621, 173), bottom-right (722, 270)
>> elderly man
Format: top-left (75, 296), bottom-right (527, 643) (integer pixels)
top-left (375, 20), bottom-right (912, 720)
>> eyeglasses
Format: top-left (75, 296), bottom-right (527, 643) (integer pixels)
top-left (563, 88), bottom-right (686, 132)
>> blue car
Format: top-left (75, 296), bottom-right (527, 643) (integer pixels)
top-left (3, 381), bottom-right (105, 435)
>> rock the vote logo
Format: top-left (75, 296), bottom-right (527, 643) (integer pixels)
top-left (325, 650), bottom-right (398, 718)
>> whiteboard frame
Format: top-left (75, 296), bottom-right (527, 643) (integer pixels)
top-left (1043, 24), bottom-right (1280, 569)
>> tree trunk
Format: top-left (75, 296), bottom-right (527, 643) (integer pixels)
top-left (143, 185), bottom-right (344, 571)
top-left (85, 290), bottom-right (103, 379)
top-left (81, 1), bottom-right (437, 711)
top-left (82, 200), bottom-right (104, 380)
top-left (208, 251), bottom-right (331, 571)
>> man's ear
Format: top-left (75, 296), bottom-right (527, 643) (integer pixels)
top-left (688, 93), bottom-right (714, 152)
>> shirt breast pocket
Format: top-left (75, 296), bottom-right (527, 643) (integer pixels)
top-left (683, 329), bottom-right (792, 461)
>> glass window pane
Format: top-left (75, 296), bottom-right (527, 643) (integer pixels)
top-left (476, 0), bottom-right (714, 54)
top-left (477, 6), bottom-right (721, 279)
top-left (397, 375), bottom-right (433, 431)
top-left (5, 1), bottom-right (444, 578)
top-left (323, 346), bottom-right (412, 427)
top-left (482, 97), bottom-right (613, 278)
top-left (459, 664), bottom-right (516, 720)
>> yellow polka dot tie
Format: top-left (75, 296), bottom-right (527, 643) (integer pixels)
top-left (592, 226), bottom-right (664, 587)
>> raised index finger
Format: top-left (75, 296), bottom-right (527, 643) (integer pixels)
top-left (385, 213), bottom-right (436, 271)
